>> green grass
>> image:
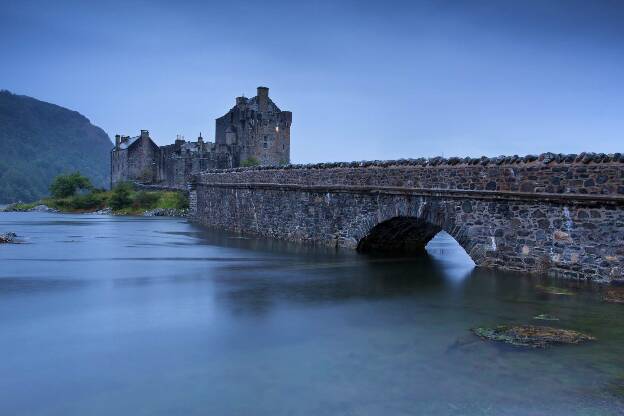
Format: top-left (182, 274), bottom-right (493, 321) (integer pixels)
top-left (156, 191), bottom-right (188, 209)
top-left (14, 188), bottom-right (188, 215)
top-left (7, 202), bottom-right (39, 211)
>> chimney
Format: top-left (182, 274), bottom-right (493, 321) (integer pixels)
top-left (140, 129), bottom-right (149, 139)
top-left (115, 134), bottom-right (121, 149)
top-left (257, 86), bottom-right (269, 112)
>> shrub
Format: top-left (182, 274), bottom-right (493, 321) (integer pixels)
top-left (133, 191), bottom-right (160, 209)
top-left (157, 191), bottom-right (189, 209)
top-left (68, 193), bottom-right (107, 210)
top-left (109, 182), bottom-right (133, 210)
top-left (49, 172), bottom-right (93, 198)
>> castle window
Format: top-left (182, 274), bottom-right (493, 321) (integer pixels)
top-left (263, 142), bottom-right (268, 149)
top-left (282, 144), bottom-right (285, 150)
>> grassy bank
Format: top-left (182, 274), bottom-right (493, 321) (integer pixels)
top-left (7, 186), bottom-right (188, 215)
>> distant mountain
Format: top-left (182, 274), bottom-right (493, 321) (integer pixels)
top-left (0, 90), bottom-right (112, 203)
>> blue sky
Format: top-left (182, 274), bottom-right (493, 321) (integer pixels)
top-left (1, 0), bottom-right (622, 162)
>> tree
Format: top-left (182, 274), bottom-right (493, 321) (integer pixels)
top-left (49, 172), bottom-right (93, 198)
top-left (109, 182), bottom-right (133, 210)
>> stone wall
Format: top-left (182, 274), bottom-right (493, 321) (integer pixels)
top-left (157, 143), bottom-right (232, 187)
top-left (192, 153), bottom-right (624, 283)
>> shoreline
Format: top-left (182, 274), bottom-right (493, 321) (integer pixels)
top-left (0, 204), bottom-right (188, 218)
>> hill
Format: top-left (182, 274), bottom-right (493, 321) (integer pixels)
top-left (0, 90), bottom-right (112, 203)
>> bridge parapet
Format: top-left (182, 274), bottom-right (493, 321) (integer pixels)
top-left (197, 153), bottom-right (623, 198)
top-left (192, 153), bottom-right (624, 282)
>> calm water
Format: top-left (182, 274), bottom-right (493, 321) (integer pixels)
top-left (1, 213), bottom-right (623, 415)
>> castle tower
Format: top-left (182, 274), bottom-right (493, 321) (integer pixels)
top-left (257, 86), bottom-right (269, 113)
top-left (214, 86), bottom-right (291, 167)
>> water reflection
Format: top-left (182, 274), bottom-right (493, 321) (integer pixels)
top-left (0, 212), bottom-right (623, 415)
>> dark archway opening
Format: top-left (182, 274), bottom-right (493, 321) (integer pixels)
top-left (357, 217), bottom-right (442, 255)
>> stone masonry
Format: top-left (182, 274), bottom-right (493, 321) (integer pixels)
top-left (190, 153), bottom-right (624, 283)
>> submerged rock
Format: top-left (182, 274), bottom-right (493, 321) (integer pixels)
top-left (603, 288), bottom-right (624, 304)
top-left (535, 285), bottom-right (575, 296)
top-left (472, 325), bottom-right (595, 348)
top-left (0, 232), bottom-right (17, 243)
top-left (533, 314), bottom-right (560, 321)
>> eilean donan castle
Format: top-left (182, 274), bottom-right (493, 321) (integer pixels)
top-left (111, 86), bottom-right (291, 187)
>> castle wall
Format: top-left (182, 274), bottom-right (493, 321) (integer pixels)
top-left (111, 148), bottom-right (128, 187)
top-left (154, 143), bottom-right (235, 187)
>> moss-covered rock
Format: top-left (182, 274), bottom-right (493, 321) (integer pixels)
top-left (604, 288), bottom-right (624, 304)
top-left (535, 285), bottom-right (575, 296)
top-left (472, 325), bottom-right (595, 348)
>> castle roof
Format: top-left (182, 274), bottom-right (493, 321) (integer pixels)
top-left (119, 135), bottom-right (140, 150)
top-left (246, 96), bottom-right (281, 112)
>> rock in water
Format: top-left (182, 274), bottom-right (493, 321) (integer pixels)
top-left (604, 288), bottom-right (624, 304)
top-left (0, 232), bottom-right (17, 243)
top-left (472, 325), bottom-right (595, 348)
top-left (535, 285), bottom-right (575, 296)
top-left (533, 314), bottom-right (560, 321)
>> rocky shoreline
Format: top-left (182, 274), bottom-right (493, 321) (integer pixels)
top-left (1, 204), bottom-right (59, 213)
top-left (1, 204), bottom-right (187, 218)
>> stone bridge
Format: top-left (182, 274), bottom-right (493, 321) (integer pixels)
top-left (188, 153), bottom-right (624, 282)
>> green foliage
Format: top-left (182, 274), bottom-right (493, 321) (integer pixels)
top-left (132, 191), bottom-right (160, 209)
top-left (5, 202), bottom-right (38, 211)
top-left (109, 182), bottom-right (133, 210)
top-left (241, 157), bottom-right (260, 167)
top-left (45, 191), bottom-right (108, 211)
top-left (157, 191), bottom-right (189, 209)
top-left (49, 172), bottom-right (93, 198)
top-left (15, 184), bottom-right (189, 215)
top-left (0, 90), bottom-right (112, 204)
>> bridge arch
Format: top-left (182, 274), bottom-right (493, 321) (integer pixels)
top-left (350, 197), bottom-right (484, 265)
top-left (356, 216), bottom-right (442, 255)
